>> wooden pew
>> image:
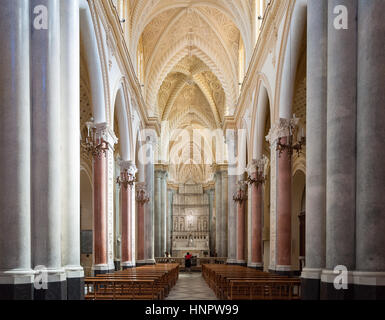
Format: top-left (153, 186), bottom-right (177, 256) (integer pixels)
top-left (201, 264), bottom-right (301, 300)
top-left (85, 263), bottom-right (179, 300)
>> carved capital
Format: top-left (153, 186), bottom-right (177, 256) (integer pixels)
top-left (136, 183), bottom-right (150, 204)
top-left (117, 160), bottom-right (137, 189)
top-left (233, 180), bottom-right (248, 202)
top-left (95, 122), bottom-right (118, 149)
top-left (266, 116), bottom-right (300, 144)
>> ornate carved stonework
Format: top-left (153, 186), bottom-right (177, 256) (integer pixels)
top-left (172, 182), bottom-right (210, 257)
top-left (266, 117), bottom-right (300, 145)
top-left (136, 183), bottom-right (150, 204)
top-left (117, 160), bottom-right (137, 189)
top-left (233, 180), bottom-right (248, 202)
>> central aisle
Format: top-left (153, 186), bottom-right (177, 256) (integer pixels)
top-left (166, 272), bottom-right (218, 300)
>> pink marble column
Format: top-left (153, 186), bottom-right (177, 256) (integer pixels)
top-left (233, 182), bottom-right (247, 264)
top-left (93, 144), bottom-right (108, 272)
top-left (121, 184), bottom-right (132, 266)
top-left (136, 184), bottom-right (149, 264)
top-left (277, 136), bottom-right (292, 273)
top-left (250, 172), bottom-right (263, 268)
top-left (118, 164), bottom-right (136, 269)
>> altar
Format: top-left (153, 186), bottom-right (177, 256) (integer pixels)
top-left (171, 182), bottom-right (210, 257)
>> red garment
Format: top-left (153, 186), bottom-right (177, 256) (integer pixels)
top-left (185, 254), bottom-right (192, 260)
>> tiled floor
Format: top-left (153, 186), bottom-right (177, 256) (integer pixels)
top-left (166, 272), bottom-right (218, 300)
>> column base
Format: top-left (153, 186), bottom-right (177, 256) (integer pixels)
top-left (226, 259), bottom-right (237, 265)
top-left (300, 268), bottom-right (322, 300)
top-left (65, 267), bottom-right (84, 300)
top-left (92, 264), bottom-right (114, 276)
top-left (353, 271), bottom-right (385, 300)
top-left (33, 270), bottom-right (67, 300)
top-left (235, 260), bottom-right (247, 266)
top-left (145, 259), bottom-right (156, 265)
top-left (275, 265), bottom-right (292, 276)
top-left (0, 283), bottom-right (34, 300)
top-left (247, 262), bottom-right (263, 270)
top-left (136, 260), bottom-right (147, 267)
top-left (122, 261), bottom-right (135, 269)
top-left (0, 270), bottom-right (35, 300)
top-left (320, 269), bottom-right (354, 300)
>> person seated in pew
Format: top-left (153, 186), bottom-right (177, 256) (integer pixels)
top-left (185, 252), bottom-right (192, 273)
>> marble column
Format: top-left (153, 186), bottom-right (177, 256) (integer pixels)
top-left (60, 0), bottom-right (84, 300)
top-left (119, 161), bottom-right (137, 269)
top-left (91, 124), bottom-right (117, 276)
top-left (208, 189), bottom-right (215, 257)
top-left (276, 131), bottom-right (292, 275)
top-left (31, 0), bottom-right (66, 300)
top-left (92, 141), bottom-right (108, 275)
top-left (301, 0), bottom-right (327, 300)
top-left (144, 136), bottom-right (155, 264)
top-left (167, 189), bottom-right (175, 254)
top-left (227, 170), bottom-right (237, 264)
top-left (234, 181), bottom-right (248, 265)
top-left (161, 171), bottom-right (168, 256)
top-left (355, 0), bottom-right (385, 299)
top-left (154, 170), bottom-right (162, 257)
top-left (221, 170), bottom-right (228, 258)
top-left (247, 158), bottom-right (266, 270)
top-left (214, 169), bottom-right (222, 257)
top-left (154, 167), bottom-right (167, 257)
top-left (321, 0), bottom-right (357, 300)
top-left (136, 183), bottom-right (150, 265)
top-left (0, 0), bottom-right (34, 300)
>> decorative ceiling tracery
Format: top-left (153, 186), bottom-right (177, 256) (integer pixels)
top-left (129, 0), bottom-right (253, 183)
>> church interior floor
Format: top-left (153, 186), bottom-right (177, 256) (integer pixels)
top-left (166, 272), bottom-right (218, 300)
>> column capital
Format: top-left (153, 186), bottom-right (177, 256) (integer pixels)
top-left (266, 116), bottom-right (300, 144)
top-left (233, 180), bottom-right (248, 202)
top-left (247, 155), bottom-right (269, 185)
top-left (136, 183), bottom-right (150, 204)
top-left (117, 160), bottom-right (137, 189)
top-left (94, 122), bottom-right (118, 149)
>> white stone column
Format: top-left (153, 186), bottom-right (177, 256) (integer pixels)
top-left (214, 169), bottom-right (222, 257)
top-left (208, 189), bottom-right (215, 256)
top-left (226, 129), bottom-right (236, 262)
top-left (31, 0), bottom-right (66, 299)
top-left (301, 0), bottom-right (327, 300)
top-left (60, 0), bottom-right (84, 300)
top-left (145, 136), bottom-right (156, 264)
top-left (221, 170), bottom-right (228, 258)
top-left (161, 171), bottom-right (168, 256)
top-left (355, 0), bottom-right (385, 299)
top-left (322, 0), bottom-right (357, 300)
top-left (105, 127), bottom-right (118, 272)
top-left (167, 189), bottom-right (175, 254)
top-left (154, 169), bottom-right (162, 257)
top-left (0, 0), bottom-right (34, 300)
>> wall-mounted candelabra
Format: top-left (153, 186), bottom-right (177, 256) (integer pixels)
top-left (233, 181), bottom-right (248, 203)
top-left (81, 118), bottom-right (109, 159)
top-left (247, 156), bottom-right (268, 188)
top-left (247, 168), bottom-right (265, 187)
top-left (276, 117), bottom-right (306, 157)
